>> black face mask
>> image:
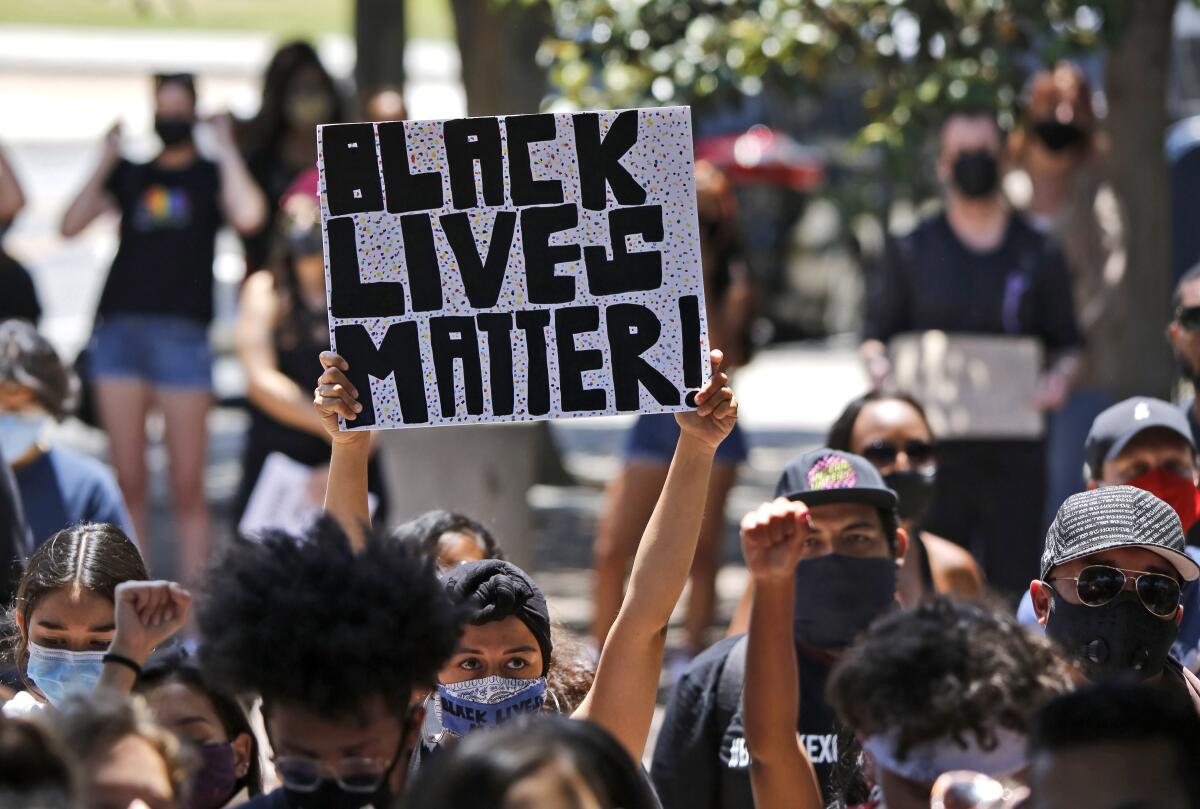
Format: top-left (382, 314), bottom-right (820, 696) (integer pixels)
top-left (882, 469), bottom-right (937, 523)
top-left (951, 151), bottom-right (1000, 199)
top-left (794, 554), bottom-right (898, 651)
top-left (1032, 121), bottom-right (1087, 153)
top-left (155, 116), bottom-right (194, 147)
top-left (1045, 590), bottom-right (1178, 681)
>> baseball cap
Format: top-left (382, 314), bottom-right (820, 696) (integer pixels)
top-left (1040, 486), bottom-right (1200, 581)
top-left (1084, 397), bottom-right (1195, 479)
top-left (775, 449), bottom-right (898, 511)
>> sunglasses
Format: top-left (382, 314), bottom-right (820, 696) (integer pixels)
top-left (860, 439), bottom-right (936, 467)
top-left (1177, 305), bottom-right (1200, 332)
top-left (1046, 564), bottom-right (1182, 617)
top-left (273, 755), bottom-right (390, 794)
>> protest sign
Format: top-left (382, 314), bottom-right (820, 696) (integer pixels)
top-left (317, 106), bottom-right (708, 430)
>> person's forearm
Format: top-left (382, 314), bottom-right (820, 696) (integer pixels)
top-left (61, 151), bottom-right (120, 237)
top-left (325, 436), bottom-right (373, 551)
top-left (247, 370), bottom-right (331, 439)
top-left (1049, 350), bottom-right (1082, 386)
top-left (747, 578), bottom-right (821, 809)
top-left (617, 435), bottom-right (715, 636)
top-left (0, 144), bottom-right (25, 224)
top-left (215, 144), bottom-right (267, 236)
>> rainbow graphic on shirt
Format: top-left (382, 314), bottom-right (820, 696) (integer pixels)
top-left (132, 185), bottom-right (191, 230)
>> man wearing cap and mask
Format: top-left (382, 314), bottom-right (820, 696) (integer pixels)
top-left (1029, 485), bottom-right (1200, 708)
top-left (1018, 396), bottom-right (1200, 670)
top-left (859, 108), bottom-right (1082, 598)
top-left (651, 449), bottom-right (907, 809)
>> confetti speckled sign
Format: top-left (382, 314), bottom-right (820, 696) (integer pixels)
top-left (318, 107), bottom-right (708, 430)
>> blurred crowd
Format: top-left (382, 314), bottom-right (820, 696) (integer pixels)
top-left (1, 43), bottom-right (1199, 809)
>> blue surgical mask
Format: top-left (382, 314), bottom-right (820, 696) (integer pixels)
top-left (26, 643), bottom-right (106, 706)
top-left (0, 412), bottom-right (49, 462)
top-left (429, 675), bottom-right (546, 742)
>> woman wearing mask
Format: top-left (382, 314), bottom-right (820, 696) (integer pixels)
top-left (238, 42), bottom-right (344, 272)
top-left (1008, 63), bottom-right (1124, 525)
top-left (316, 347), bottom-right (738, 763)
top-left (233, 170), bottom-right (385, 528)
top-left (4, 522), bottom-right (191, 717)
top-left (60, 72), bottom-right (266, 582)
top-left (137, 649), bottom-right (263, 809)
top-left (0, 319), bottom-right (133, 546)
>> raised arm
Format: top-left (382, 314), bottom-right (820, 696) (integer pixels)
top-left (574, 350), bottom-right (737, 761)
top-left (741, 498), bottom-right (823, 809)
top-left (210, 114), bottom-right (267, 238)
top-left (98, 580), bottom-right (192, 693)
top-left (0, 141), bottom-right (27, 225)
top-left (236, 272), bottom-right (330, 438)
top-left (61, 123), bottom-right (122, 237)
top-left (313, 351), bottom-right (371, 551)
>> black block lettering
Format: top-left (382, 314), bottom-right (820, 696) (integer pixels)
top-left (378, 122), bottom-right (444, 213)
top-left (327, 217), bottom-right (406, 318)
top-left (444, 118), bottom-right (505, 209)
top-left (516, 310), bottom-right (551, 416)
top-left (399, 214), bottom-right (444, 312)
top-left (606, 304), bottom-right (680, 410)
top-left (322, 123), bottom-right (384, 216)
top-left (679, 295), bottom-right (703, 391)
top-left (520, 204), bottom-right (579, 304)
top-left (571, 111), bottom-right (647, 211)
top-left (555, 306), bottom-right (606, 412)
top-left (442, 211), bottom-right (517, 309)
top-left (477, 313), bottom-right (515, 417)
top-left (333, 323), bottom-right (428, 426)
top-left (430, 316), bottom-right (484, 417)
top-left (505, 114), bottom-right (563, 206)
top-left (584, 205), bottom-right (664, 295)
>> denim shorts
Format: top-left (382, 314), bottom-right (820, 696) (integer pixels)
top-left (90, 315), bottom-right (212, 390)
top-left (624, 412), bottom-right (749, 465)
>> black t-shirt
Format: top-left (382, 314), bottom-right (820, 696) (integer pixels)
top-left (0, 446), bottom-right (31, 611)
top-left (650, 635), bottom-right (840, 809)
top-left (863, 212), bottom-right (1081, 352)
top-left (0, 250), bottom-right (40, 324)
top-left (98, 158), bottom-right (223, 323)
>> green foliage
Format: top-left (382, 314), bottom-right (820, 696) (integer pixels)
top-left (538, 0), bottom-right (1127, 187)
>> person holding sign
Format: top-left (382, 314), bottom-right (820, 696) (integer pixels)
top-left (859, 108), bottom-right (1082, 598)
top-left (315, 346), bottom-right (738, 766)
top-left (60, 72), bottom-right (267, 584)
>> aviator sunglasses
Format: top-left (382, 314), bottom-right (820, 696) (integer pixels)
top-left (1046, 564), bottom-right (1182, 617)
top-left (860, 439), bottom-right (936, 467)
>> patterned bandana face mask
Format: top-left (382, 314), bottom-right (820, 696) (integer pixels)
top-left (425, 675), bottom-right (547, 745)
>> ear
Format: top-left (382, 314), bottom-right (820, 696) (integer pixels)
top-left (13, 610), bottom-right (24, 638)
top-left (230, 731), bottom-right (254, 779)
top-left (1086, 480), bottom-right (1099, 491)
top-left (893, 527), bottom-right (910, 565)
top-left (1030, 580), bottom-right (1053, 625)
top-left (1177, 603), bottom-right (1185, 627)
top-left (1169, 321), bottom-right (1180, 345)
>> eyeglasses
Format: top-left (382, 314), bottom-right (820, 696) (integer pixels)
top-left (860, 439), bottom-right (936, 467)
top-left (273, 755), bottom-right (391, 794)
top-left (1046, 564), bottom-right (1182, 617)
top-left (1177, 305), bottom-right (1200, 332)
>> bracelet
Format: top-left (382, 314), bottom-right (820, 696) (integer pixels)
top-left (102, 653), bottom-right (143, 677)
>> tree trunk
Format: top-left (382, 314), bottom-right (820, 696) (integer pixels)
top-left (450, 0), bottom-right (549, 116)
top-left (355, 0), bottom-right (407, 104)
top-left (1105, 0), bottom-right (1176, 400)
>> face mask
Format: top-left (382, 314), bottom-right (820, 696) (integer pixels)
top-left (26, 643), bottom-right (105, 706)
top-left (1032, 121), bottom-right (1087, 153)
top-left (793, 554), bottom-right (898, 651)
top-left (188, 742), bottom-right (239, 809)
top-left (1045, 590), bottom-right (1177, 681)
top-left (155, 116), bottom-right (194, 147)
top-left (1126, 467), bottom-right (1200, 534)
top-left (0, 412), bottom-right (48, 462)
top-left (285, 94), bottom-right (333, 129)
top-left (951, 151), bottom-right (1000, 199)
top-left (432, 675), bottom-right (546, 741)
top-left (883, 468), bottom-right (937, 523)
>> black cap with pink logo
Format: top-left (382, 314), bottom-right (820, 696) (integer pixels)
top-left (774, 448), bottom-right (899, 511)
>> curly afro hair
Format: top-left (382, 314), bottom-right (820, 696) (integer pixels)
top-left (826, 596), bottom-right (1073, 762)
top-left (197, 517), bottom-right (463, 719)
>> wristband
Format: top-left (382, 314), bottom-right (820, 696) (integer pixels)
top-left (102, 653), bottom-right (143, 677)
